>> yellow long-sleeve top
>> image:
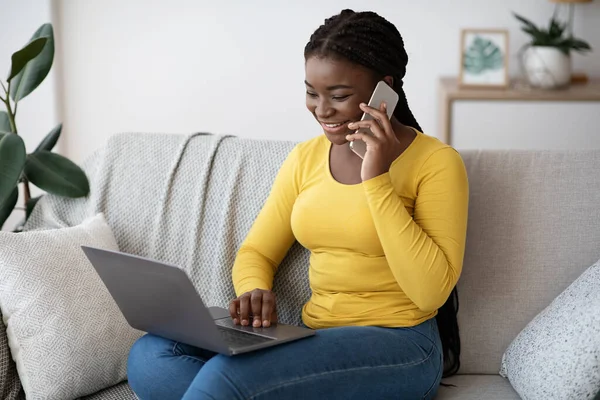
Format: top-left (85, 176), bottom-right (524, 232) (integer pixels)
top-left (232, 131), bottom-right (469, 329)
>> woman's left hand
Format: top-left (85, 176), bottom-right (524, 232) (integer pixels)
top-left (346, 102), bottom-right (402, 182)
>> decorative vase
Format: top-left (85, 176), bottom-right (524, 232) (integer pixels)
top-left (523, 46), bottom-right (571, 89)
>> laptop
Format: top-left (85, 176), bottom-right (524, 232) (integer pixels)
top-left (81, 246), bottom-right (315, 355)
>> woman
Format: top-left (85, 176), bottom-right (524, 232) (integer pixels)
top-left (128, 9), bottom-right (468, 400)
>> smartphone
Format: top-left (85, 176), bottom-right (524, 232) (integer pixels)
top-left (349, 80), bottom-right (399, 159)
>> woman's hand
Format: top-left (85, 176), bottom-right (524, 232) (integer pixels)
top-left (229, 289), bottom-right (278, 328)
top-left (346, 102), bottom-right (402, 181)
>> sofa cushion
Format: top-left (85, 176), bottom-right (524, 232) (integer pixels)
top-left (0, 316), bottom-right (23, 400)
top-left (456, 150), bottom-right (600, 374)
top-left (436, 375), bottom-right (520, 399)
top-left (0, 214), bottom-right (143, 399)
top-left (499, 258), bottom-right (600, 399)
top-left (79, 382), bottom-right (137, 400)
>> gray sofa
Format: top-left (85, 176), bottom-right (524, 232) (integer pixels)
top-left (2, 132), bottom-right (599, 399)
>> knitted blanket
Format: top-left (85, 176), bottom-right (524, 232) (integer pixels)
top-left (24, 132), bottom-right (312, 324)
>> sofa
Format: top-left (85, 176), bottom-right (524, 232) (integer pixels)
top-left (2, 132), bottom-right (599, 399)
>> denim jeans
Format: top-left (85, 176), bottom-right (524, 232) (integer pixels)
top-left (127, 318), bottom-right (443, 400)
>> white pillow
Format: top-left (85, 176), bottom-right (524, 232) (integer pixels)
top-left (0, 214), bottom-right (143, 400)
top-left (500, 259), bottom-right (600, 400)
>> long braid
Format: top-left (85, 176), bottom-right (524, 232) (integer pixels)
top-left (305, 9), bottom-right (461, 379)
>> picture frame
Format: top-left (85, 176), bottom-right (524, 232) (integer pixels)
top-left (459, 29), bottom-right (509, 89)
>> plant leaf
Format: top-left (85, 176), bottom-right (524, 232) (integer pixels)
top-left (24, 151), bottom-right (89, 198)
top-left (7, 37), bottom-right (47, 82)
top-left (549, 18), bottom-right (565, 39)
top-left (34, 123), bottom-right (62, 152)
top-left (10, 24), bottom-right (55, 102)
top-left (0, 111), bottom-right (10, 132)
top-left (0, 186), bottom-right (18, 230)
top-left (0, 133), bottom-right (26, 207)
top-left (26, 195), bottom-right (42, 219)
top-left (568, 38), bottom-right (592, 52)
top-left (513, 13), bottom-right (541, 35)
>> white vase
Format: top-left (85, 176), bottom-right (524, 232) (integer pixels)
top-left (523, 46), bottom-right (571, 89)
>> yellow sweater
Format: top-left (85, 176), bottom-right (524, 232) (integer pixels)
top-left (232, 131), bottom-right (469, 329)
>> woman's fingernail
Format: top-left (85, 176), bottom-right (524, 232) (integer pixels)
top-left (263, 320), bottom-right (270, 327)
top-left (253, 320), bottom-right (261, 327)
top-left (233, 318), bottom-right (239, 324)
top-left (242, 319), bottom-right (248, 326)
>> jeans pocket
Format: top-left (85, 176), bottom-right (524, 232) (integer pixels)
top-left (406, 319), bottom-right (438, 350)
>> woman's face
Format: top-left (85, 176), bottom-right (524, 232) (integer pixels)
top-left (305, 56), bottom-right (378, 145)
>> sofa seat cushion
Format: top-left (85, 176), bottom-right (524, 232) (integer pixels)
top-left (436, 375), bottom-right (519, 399)
top-left (80, 382), bottom-right (137, 400)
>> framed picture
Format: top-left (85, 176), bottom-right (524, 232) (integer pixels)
top-left (459, 29), bottom-right (509, 88)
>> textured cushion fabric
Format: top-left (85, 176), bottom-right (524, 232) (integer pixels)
top-left (499, 259), bottom-right (600, 399)
top-left (0, 314), bottom-right (24, 400)
top-left (436, 375), bottom-right (520, 399)
top-left (79, 382), bottom-right (137, 400)
top-left (0, 214), bottom-right (143, 399)
top-left (24, 133), bottom-right (312, 327)
top-left (456, 150), bottom-right (600, 374)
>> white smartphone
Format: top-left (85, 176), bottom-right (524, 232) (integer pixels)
top-left (349, 80), bottom-right (399, 159)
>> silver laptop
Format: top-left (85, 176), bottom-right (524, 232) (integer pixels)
top-left (81, 246), bottom-right (315, 355)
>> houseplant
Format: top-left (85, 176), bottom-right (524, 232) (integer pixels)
top-left (0, 23), bottom-right (89, 231)
top-left (514, 12), bottom-right (592, 89)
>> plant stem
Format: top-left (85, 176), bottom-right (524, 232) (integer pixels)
top-left (4, 100), bottom-right (17, 134)
top-left (4, 83), bottom-right (17, 134)
top-left (22, 180), bottom-right (31, 205)
top-left (1, 82), bottom-right (30, 208)
top-left (0, 81), bottom-right (7, 107)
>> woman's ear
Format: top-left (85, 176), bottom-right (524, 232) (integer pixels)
top-left (383, 76), bottom-right (394, 88)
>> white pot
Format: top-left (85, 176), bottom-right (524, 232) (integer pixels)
top-left (523, 46), bottom-right (571, 89)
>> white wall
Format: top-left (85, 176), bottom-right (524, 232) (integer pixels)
top-left (54, 0), bottom-right (600, 163)
top-left (0, 0), bottom-right (57, 230)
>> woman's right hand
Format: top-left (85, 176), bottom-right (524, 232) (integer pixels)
top-left (229, 289), bottom-right (278, 328)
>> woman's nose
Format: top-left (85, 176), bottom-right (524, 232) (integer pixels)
top-left (315, 101), bottom-right (334, 120)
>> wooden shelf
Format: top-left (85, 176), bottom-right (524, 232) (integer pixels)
top-left (438, 77), bottom-right (600, 144)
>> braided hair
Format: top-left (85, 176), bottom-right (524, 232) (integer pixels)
top-left (305, 9), bottom-right (461, 378)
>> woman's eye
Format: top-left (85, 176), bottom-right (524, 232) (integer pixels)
top-left (332, 95), bottom-right (350, 101)
top-left (306, 92), bottom-right (318, 98)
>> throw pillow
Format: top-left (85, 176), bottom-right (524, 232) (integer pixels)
top-left (0, 214), bottom-right (143, 400)
top-left (500, 258), bottom-right (600, 400)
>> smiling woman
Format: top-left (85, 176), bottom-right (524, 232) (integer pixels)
top-left (127, 9), bottom-right (469, 400)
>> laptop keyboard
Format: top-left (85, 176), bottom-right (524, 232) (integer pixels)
top-left (217, 327), bottom-right (274, 348)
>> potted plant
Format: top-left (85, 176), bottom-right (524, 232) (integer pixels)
top-left (0, 23), bottom-right (89, 231)
top-left (514, 12), bottom-right (592, 89)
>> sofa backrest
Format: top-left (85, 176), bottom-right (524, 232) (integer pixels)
top-left (457, 150), bottom-right (600, 374)
top-left (23, 133), bottom-right (600, 375)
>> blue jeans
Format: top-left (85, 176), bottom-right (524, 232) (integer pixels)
top-left (127, 318), bottom-right (443, 400)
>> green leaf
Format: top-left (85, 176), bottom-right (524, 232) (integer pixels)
top-left (568, 38), bottom-right (592, 53)
top-left (24, 151), bottom-right (89, 198)
top-left (26, 195), bottom-right (41, 219)
top-left (7, 37), bottom-right (48, 82)
top-left (0, 133), bottom-right (26, 207)
top-left (10, 24), bottom-right (55, 102)
top-left (34, 123), bottom-right (62, 152)
top-left (513, 13), bottom-right (541, 35)
top-left (0, 186), bottom-right (18, 230)
top-left (549, 18), bottom-right (565, 39)
top-left (0, 111), bottom-right (10, 132)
